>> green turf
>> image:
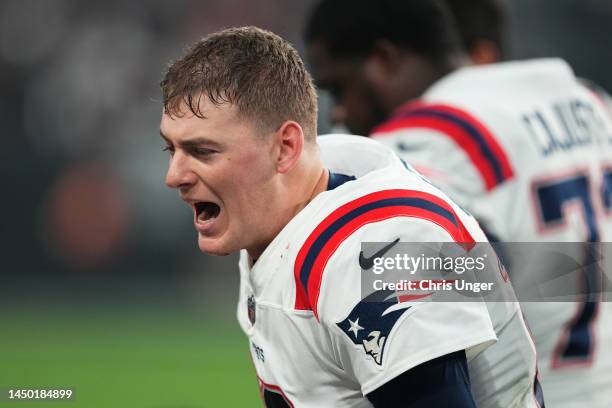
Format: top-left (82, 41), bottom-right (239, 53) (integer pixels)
top-left (0, 307), bottom-right (261, 408)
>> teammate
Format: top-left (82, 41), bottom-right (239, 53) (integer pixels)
top-left (160, 26), bottom-right (540, 407)
top-left (305, 0), bottom-right (612, 406)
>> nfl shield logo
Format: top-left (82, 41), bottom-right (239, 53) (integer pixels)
top-left (247, 295), bottom-right (256, 325)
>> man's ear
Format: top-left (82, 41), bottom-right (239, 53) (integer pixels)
top-left (469, 40), bottom-right (501, 65)
top-left (275, 120), bottom-right (304, 174)
top-left (363, 39), bottom-right (404, 86)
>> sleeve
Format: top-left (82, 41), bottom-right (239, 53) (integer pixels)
top-left (370, 106), bottom-right (517, 240)
top-left (366, 350), bottom-right (477, 408)
top-left (314, 217), bottom-right (497, 395)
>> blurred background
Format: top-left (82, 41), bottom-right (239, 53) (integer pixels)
top-left (1, 0), bottom-right (611, 407)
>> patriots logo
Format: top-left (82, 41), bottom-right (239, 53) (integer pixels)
top-left (337, 289), bottom-right (413, 366)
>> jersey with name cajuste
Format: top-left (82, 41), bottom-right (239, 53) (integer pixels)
top-left (371, 58), bottom-right (612, 408)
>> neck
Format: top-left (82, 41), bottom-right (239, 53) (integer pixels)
top-left (247, 153), bottom-right (328, 261)
top-left (284, 162), bottom-right (329, 226)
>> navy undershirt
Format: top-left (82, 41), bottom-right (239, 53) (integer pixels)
top-left (366, 350), bottom-right (477, 408)
top-left (327, 170), bottom-right (356, 191)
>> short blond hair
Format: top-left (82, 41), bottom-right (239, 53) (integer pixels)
top-left (161, 26), bottom-right (318, 140)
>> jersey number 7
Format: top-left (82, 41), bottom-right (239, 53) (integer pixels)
top-left (532, 168), bottom-right (612, 368)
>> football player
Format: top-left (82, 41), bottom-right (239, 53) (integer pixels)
top-left (160, 26), bottom-right (540, 407)
top-left (305, 0), bottom-right (612, 406)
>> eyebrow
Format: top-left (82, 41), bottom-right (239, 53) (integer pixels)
top-left (159, 130), bottom-right (222, 149)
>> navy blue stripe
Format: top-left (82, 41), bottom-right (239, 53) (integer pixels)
top-left (299, 197), bottom-right (458, 292)
top-left (398, 108), bottom-right (506, 184)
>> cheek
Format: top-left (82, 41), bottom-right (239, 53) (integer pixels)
top-left (220, 152), bottom-right (276, 211)
top-left (344, 81), bottom-right (388, 135)
top-left (340, 89), bottom-right (375, 133)
top-left (342, 86), bottom-right (361, 111)
top-left (344, 84), bottom-right (374, 116)
top-left (235, 150), bottom-right (275, 187)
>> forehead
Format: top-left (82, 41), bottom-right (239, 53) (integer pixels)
top-left (160, 98), bottom-right (247, 141)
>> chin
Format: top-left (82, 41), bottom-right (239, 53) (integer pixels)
top-left (197, 234), bottom-right (235, 256)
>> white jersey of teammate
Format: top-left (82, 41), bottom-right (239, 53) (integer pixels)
top-left (371, 58), bottom-right (612, 408)
top-left (237, 135), bottom-right (541, 407)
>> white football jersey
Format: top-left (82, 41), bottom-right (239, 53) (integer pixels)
top-left (371, 59), bottom-right (612, 408)
top-left (236, 135), bottom-right (540, 407)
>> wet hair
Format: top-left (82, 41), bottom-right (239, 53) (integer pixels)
top-left (161, 26), bottom-right (318, 140)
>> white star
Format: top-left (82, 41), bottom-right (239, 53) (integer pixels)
top-left (348, 318), bottom-right (364, 338)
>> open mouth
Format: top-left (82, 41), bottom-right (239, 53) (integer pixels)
top-left (194, 201), bottom-right (221, 223)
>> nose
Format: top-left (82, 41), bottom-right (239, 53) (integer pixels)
top-left (165, 151), bottom-right (197, 190)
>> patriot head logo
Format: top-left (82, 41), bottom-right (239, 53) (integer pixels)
top-left (337, 289), bottom-right (413, 365)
